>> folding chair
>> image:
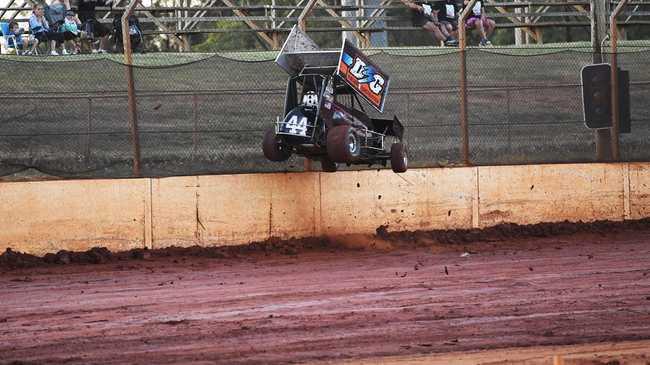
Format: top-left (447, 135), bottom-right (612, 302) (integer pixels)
top-left (0, 22), bottom-right (20, 55)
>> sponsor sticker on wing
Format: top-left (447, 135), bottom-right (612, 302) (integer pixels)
top-left (337, 40), bottom-right (390, 112)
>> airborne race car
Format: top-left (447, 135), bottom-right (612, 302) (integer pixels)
top-left (262, 26), bottom-right (408, 173)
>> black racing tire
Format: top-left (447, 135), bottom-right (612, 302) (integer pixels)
top-left (391, 143), bottom-right (408, 173)
top-left (263, 128), bottom-right (291, 162)
top-left (320, 156), bottom-right (338, 172)
top-left (327, 125), bottom-right (361, 163)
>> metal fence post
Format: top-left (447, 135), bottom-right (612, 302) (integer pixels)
top-left (591, 0), bottom-right (612, 162)
top-left (506, 89), bottom-right (512, 156)
top-left (298, 0), bottom-right (319, 172)
top-left (192, 94), bottom-right (198, 165)
top-left (458, 0), bottom-right (477, 166)
top-left (610, 0), bottom-right (628, 161)
top-left (85, 97), bottom-right (92, 163)
top-left (123, 0), bottom-right (142, 176)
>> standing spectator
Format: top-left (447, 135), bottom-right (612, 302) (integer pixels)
top-left (29, 3), bottom-right (65, 55)
top-left (76, 0), bottom-right (112, 53)
top-left (463, 0), bottom-right (496, 46)
top-left (400, 0), bottom-right (459, 46)
top-left (7, 21), bottom-right (39, 55)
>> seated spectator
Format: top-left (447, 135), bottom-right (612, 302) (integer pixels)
top-left (77, 0), bottom-right (113, 53)
top-left (7, 21), bottom-right (39, 55)
top-left (463, 0), bottom-right (495, 46)
top-left (45, 0), bottom-right (78, 54)
top-left (112, 13), bottom-right (144, 52)
top-left (29, 4), bottom-right (65, 55)
top-left (436, 0), bottom-right (460, 41)
top-left (63, 10), bottom-right (83, 54)
top-left (400, 0), bottom-right (458, 46)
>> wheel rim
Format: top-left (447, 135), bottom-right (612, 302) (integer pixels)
top-left (347, 133), bottom-right (358, 154)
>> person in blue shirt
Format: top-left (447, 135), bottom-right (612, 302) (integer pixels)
top-left (7, 21), bottom-right (39, 55)
top-left (29, 3), bottom-right (66, 55)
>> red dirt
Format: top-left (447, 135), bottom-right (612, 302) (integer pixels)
top-left (1, 227), bottom-right (650, 364)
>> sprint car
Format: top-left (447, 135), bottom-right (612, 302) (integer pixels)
top-left (262, 26), bottom-right (408, 173)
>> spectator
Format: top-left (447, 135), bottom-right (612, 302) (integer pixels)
top-left (463, 0), bottom-right (495, 46)
top-left (400, 0), bottom-right (458, 46)
top-left (63, 10), bottom-right (83, 54)
top-left (112, 13), bottom-right (144, 53)
top-left (45, 0), bottom-right (67, 29)
top-left (7, 21), bottom-right (39, 55)
top-left (76, 0), bottom-right (112, 53)
top-left (436, 0), bottom-right (460, 41)
top-left (45, 0), bottom-right (79, 55)
top-left (29, 3), bottom-right (65, 55)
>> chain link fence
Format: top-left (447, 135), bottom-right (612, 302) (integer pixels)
top-left (0, 46), bottom-right (649, 179)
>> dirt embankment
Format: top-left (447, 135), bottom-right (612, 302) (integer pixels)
top-left (3, 218), bottom-right (650, 272)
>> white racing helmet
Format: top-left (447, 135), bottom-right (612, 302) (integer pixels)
top-left (302, 91), bottom-right (319, 108)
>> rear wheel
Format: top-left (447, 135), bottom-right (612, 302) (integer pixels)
top-left (320, 157), bottom-right (338, 172)
top-left (327, 125), bottom-right (361, 163)
top-left (391, 143), bottom-right (408, 173)
top-left (263, 128), bottom-right (291, 162)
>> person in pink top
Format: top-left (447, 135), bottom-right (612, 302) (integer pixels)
top-left (463, 0), bottom-right (495, 46)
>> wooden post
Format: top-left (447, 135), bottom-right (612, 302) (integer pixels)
top-left (297, 0), bottom-right (319, 171)
top-left (514, 0), bottom-right (523, 45)
top-left (123, 0), bottom-right (142, 176)
top-left (591, 0), bottom-right (612, 162)
top-left (610, 0), bottom-right (628, 161)
top-left (298, 0), bottom-right (318, 31)
top-left (458, 0), bottom-right (477, 166)
top-left (342, 0), bottom-right (357, 46)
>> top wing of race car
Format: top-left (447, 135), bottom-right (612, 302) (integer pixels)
top-left (275, 26), bottom-right (391, 112)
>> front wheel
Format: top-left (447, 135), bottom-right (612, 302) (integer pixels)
top-left (263, 128), bottom-right (291, 162)
top-left (391, 143), bottom-right (408, 173)
top-left (327, 125), bottom-right (361, 163)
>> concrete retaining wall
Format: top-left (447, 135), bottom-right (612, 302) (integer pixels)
top-left (1, 163), bottom-right (648, 256)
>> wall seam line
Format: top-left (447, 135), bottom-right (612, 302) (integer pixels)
top-left (473, 167), bottom-right (480, 228)
top-left (624, 163), bottom-right (631, 220)
top-left (144, 178), bottom-right (153, 249)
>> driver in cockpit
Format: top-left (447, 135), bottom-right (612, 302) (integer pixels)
top-left (302, 91), bottom-right (319, 109)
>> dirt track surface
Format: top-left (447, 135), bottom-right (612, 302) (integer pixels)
top-left (2, 231), bottom-right (650, 365)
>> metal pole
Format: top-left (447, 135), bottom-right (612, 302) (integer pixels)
top-left (297, 0), bottom-right (318, 172)
top-left (342, 0), bottom-right (357, 46)
top-left (458, 0), bottom-right (477, 166)
top-left (123, 0), bottom-right (142, 176)
top-left (86, 97), bottom-right (92, 163)
top-left (192, 94), bottom-right (198, 165)
top-left (610, 0), bottom-right (628, 161)
top-left (591, 0), bottom-right (612, 161)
